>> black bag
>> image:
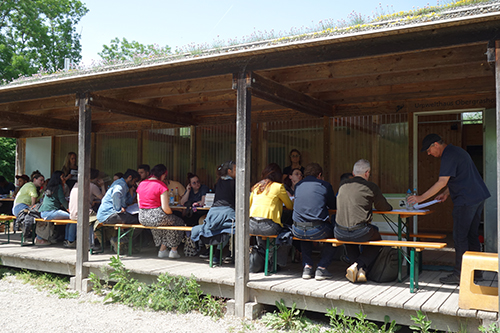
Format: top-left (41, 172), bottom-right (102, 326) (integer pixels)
top-left (249, 245), bottom-right (266, 273)
top-left (367, 247), bottom-right (398, 282)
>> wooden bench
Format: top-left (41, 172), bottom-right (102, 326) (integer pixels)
top-left (0, 215), bottom-right (16, 244)
top-left (254, 234), bottom-right (446, 293)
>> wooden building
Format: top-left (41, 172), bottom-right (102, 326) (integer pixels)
top-left (1, 4), bottom-right (500, 326)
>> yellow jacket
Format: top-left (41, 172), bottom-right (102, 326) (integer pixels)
top-left (249, 182), bottom-right (293, 227)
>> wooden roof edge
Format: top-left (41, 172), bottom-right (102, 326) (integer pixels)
top-left (0, 11), bottom-right (499, 96)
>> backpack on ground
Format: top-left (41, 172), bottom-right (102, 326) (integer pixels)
top-left (367, 247), bottom-right (398, 282)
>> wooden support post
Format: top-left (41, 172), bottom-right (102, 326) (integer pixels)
top-left (323, 116), bottom-right (331, 183)
top-left (15, 138), bottom-right (26, 176)
top-left (493, 39), bottom-right (500, 317)
top-left (190, 125), bottom-right (196, 174)
top-left (233, 71), bottom-right (251, 317)
top-left (75, 92), bottom-right (91, 291)
top-left (137, 130), bottom-right (143, 167)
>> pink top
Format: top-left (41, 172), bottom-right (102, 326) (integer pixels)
top-left (136, 179), bottom-right (169, 209)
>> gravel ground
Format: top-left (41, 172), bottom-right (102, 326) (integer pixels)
top-left (0, 275), bottom-right (274, 333)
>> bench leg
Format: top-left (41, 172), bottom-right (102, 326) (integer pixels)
top-left (264, 238), bottom-right (270, 276)
top-left (117, 227), bottom-right (121, 258)
top-left (209, 245), bottom-right (214, 267)
top-left (409, 248), bottom-right (419, 293)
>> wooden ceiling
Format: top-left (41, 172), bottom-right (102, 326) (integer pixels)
top-left (0, 13), bottom-right (499, 138)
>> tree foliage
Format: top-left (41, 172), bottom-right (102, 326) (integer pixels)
top-left (0, 0), bottom-right (89, 82)
top-left (99, 37), bottom-right (171, 63)
top-left (0, 137), bottom-right (16, 182)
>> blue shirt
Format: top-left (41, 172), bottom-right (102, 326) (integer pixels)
top-left (292, 176), bottom-right (336, 224)
top-left (440, 144), bottom-right (490, 206)
top-left (188, 184), bottom-right (209, 203)
top-left (97, 178), bottom-right (129, 222)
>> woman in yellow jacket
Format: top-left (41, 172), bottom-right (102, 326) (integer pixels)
top-left (249, 163), bottom-right (293, 266)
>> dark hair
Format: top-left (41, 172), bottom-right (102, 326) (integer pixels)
top-left (45, 170), bottom-right (64, 197)
top-left (304, 163), bottom-right (322, 178)
top-left (218, 160), bottom-right (235, 177)
top-left (187, 172), bottom-right (199, 184)
top-left (252, 163), bottom-right (282, 194)
top-left (289, 149), bottom-right (302, 165)
top-left (123, 169), bottom-right (140, 181)
top-left (0, 176), bottom-right (5, 183)
top-left (150, 164), bottom-right (167, 179)
top-left (31, 170), bottom-right (44, 182)
top-left (138, 164), bottom-right (150, 172)
top-left (340, 172), bottom-right (353, 182)
top-left (90, 168), bottom-right (100, 180)
top-left (114, 172), bottom-right (124, 179)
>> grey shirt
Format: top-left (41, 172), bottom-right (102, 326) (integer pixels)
top-left (336, 176), bottom-right (392, 228)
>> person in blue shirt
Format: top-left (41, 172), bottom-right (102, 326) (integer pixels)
top-left (292, 163), bottom-right (336, 281)
top-left (97, 169), bottom-right (140, 225)
top-left (408, 134), bottom-right (490, 285)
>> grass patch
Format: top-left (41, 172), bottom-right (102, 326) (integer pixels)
top-left (0, 266), bottom-right (78, 299)
top-left (89, 256), bottom-right (225, 318)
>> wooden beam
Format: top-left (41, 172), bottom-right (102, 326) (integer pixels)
top-left (495, 39), bottom-right (500, 315)
top-left (75, 92), bottom-right (91, 291)
top-left (0, 110), bottom-right (78, 132)
top-left (246, 72), bottom-right (335, 118)
top-left (234, 71), bottom-right (251, 317)
top-left (88, 94), bottom-right (196, 126)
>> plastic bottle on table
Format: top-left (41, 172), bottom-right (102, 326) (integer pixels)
top-left (405, 189), bottom-right (412, 210)
top-left (174, 187), bottom-right (179, 205)
top-left (169, 189), bottom-right (174, 205)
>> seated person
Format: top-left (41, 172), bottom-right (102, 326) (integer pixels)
top-left (113, 172), bottom-right (124, 182)
top-left (96, 169), bottom-right (140, 225)
top-left (67, 168), bottom-right (106, 248)
top-left (191, 161), bottom-right (236, 264)
top-left (12, 171), bottom-right (44, 217)
top-left (0, 175), bottom-right (15, 196)
top-left (14, 174), bottom-right (29, 197)
top-left (335, 159), bottom-right (392, 283)
top-left (137, 164), bottom-right (150, 183)
top-left (292, 163), bottom-right (336, 281)
top-left (249, 163), bottom-right (293, 267)
top-left (284, 168), bottom-right (303, 197)
top-left (180, 173), bottom-right (208, 226)
top-left (136, 164), bottom-right (185, 259)
top-left (38, 171), bottom-right (70, 246)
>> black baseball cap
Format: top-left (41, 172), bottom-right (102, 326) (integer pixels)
top-left (421, 134), bottom-right (442, 152)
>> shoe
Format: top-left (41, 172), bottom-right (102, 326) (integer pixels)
top-left (302, 266), bottom-right (313, 279)
top-left (356, 268), bottom-right (367, 282)
top-left (169, 249), bottom-right (180, 259)
top-left (346, 263), bottom-right (358, 283)
top-left (223, 255), bottom-right (234, 264)
top-left (211, 256), bottom-right (220, 265)
top-left (439, 273), bottom-right (460, 285)
top-left (199, 253), bottom-right (209, 259)
top-left (63, 240), bottom-right (76, 248)
top-left (315, 267), bottom-right (333, 281)
top-left (35, 238), bottom-right (51, 246)
top-left (158, 249), bottom-right (169, 258)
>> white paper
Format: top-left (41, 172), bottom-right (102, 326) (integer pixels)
top-left (126, 203), bottom-right (139, 214)
top-left (414, 199), bottom-right (440, 210)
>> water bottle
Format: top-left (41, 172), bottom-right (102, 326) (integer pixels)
top-left (169, 189), bottom-right (174, 205)
top-left (405, 189), bottom-right (412, 210)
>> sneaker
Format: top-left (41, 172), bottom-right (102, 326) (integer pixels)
top-left (169, 249), bottom-right (180, 259)
top-left (35, 238), bottom-right (51, 246)
top-left (223, 255), bottom-right (234, 264)
top-left (315, 267), bottom-right (333, 281)
top-left (199, 253), bottom-right (209, 259)
top-left (63, 240), bottom-right (76, 248)
top-left (439, 273), bottom-right (460, 285)
top-left (212, 256), bottom-right (220, 265)
top-left (302, 266), bottom-right (313, 279)
top-left (346, 263), bottom-right (358, 283)
top-left (158, 249), bottom-right (169, 258)
top-left (356, 268), bottom-right (367, 283)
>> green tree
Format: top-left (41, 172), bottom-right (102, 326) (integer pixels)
top-left (0, 0), bottom-right (89, 82)
top-left (0, 137), bottom-right (16, 182)
top-left (99, 37), bottom-right (171, 63)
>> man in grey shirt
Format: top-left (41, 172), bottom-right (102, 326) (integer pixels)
top-left (335, 159), bottom-right (392, 283)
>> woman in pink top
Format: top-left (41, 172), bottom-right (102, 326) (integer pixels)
top-left (136, 164), bottom-right (184, 259)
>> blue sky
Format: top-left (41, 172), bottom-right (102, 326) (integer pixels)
top-left (78, 0), bottom-right (440, 65)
